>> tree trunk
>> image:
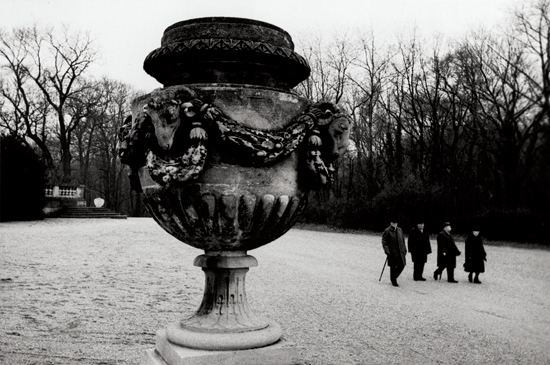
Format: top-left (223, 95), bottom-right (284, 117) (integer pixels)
top-left (61, 145), bottom-right (73, 183)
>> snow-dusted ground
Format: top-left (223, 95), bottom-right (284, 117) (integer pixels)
top-left (1, 218), bottom-right (548, 364)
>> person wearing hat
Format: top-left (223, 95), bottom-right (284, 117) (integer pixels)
top-left (434, 222), bottom-right (461, 283)
top-left (407, 221), bottom-right (432, 281)
top-left (381, 218), bottom-right (407, 286)
top-left (464, 228), bottom-right (487, 283)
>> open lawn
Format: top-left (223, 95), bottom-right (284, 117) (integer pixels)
top-left (1, 218), bottom-right (549, 364)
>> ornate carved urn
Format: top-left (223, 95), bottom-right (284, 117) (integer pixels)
top-left (118, 17), bottom-right (349, 356)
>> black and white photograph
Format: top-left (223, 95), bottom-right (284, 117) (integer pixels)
top-left (1, 0), bottom-right (549, 364)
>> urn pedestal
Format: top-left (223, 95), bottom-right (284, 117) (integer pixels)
top-left (118, 17), bottom-right (350, 365)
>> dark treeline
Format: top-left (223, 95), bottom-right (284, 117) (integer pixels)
top-left (295, 0), bottom-right (550, 243)
top-left (0, 134), bottom-right (45, 221)
top-left (1, 2), bottom-right (548, 242)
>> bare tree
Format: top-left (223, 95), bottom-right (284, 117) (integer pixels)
top-left (0, 25), bottom-right (97, 183)
top-left (0, 27), bottom-right (54, 169)
top-left (70, 78), bottom-right (136, 208)
top-left (510, 0), bottom-right (550, 127)
top-left (94, 80), bottom-right (133, 211)
top-left (455, 29), bottom-right (540, 209)
top-left (346, 30), bottom-right (394, 197)
top-left (295, 34), bottom-right (356, 104)
top-left (509, 0), bottom-right (550, 211)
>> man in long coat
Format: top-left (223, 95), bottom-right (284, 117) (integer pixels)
top-left (434, 222), bottom-right (461, 283)
top-left (407, 221), bottom-right (431, 281)
top-left (382, 219), bottom-right (407, 287)
top-left (464, 229), bottom-right (487, 284)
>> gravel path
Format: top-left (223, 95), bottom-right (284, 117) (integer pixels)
top-left (1, 218), bottom-right (549, 364)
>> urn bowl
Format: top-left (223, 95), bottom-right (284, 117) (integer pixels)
top-left (135, 85), bottom-right (311, 252)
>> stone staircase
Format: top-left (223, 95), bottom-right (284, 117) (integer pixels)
top-left (59, 206), bottom-right (127, 219)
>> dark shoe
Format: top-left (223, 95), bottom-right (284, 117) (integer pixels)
top-left (391, 279), bottom-right (399, 287)
top-left (433, 271), bottom-right (441, 280)
top-left (474, 278), bottom-right (481, 284)
top-left (419, 277), bottom-right (426, 281)
top-left (468, 273), bottom-right (473, 283)
top-left (413, 278), bottom-right (419, 281)
top-left (448, 280), bottom-right (458, 283)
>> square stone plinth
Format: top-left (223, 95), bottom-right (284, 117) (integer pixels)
top-left (142, 329), bottom-right (299, 365)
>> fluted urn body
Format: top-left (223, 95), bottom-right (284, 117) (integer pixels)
top-left (118, 17), bottom-right (350, 354)
top-left (133, 85), bottom-right (311, 252)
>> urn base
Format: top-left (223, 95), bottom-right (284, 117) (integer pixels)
top-left (165, 251), bottom-right (282, 351)
top-left (166, 320), bottom-right (283, 351)
top-left (143, 328), bottom-right (298, 365)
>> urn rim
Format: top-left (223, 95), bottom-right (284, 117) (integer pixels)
top-left (163, 17), bottom-right (293, 46)
top-left (143, 16), bottom-right (310, 90)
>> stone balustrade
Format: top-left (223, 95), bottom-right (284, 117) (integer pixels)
top-left (43, 185), bottom-right (87, 215)
top-left (44, 185), bottom-right (85, 199)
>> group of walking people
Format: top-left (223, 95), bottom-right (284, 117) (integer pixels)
top-left (381, 219), bottom-right (487, 287)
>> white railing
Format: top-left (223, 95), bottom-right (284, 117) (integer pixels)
top-left (59, 186), bottom-right (77, 197)
top-left (44, 185), bottom-right (84, 199)
top-left (45, 186), bottom-right (54, 197)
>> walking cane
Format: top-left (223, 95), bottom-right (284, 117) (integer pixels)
top-left (379, 257), bottom-right (388, 281)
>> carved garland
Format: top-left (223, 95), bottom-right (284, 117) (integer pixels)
top-left (118, 89), bottom-right (348, 191)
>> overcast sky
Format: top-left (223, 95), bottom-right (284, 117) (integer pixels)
top-left (2, 0), bottom-right (521, 92)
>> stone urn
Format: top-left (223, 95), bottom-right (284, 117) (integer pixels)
top-left (118, 17), bottom-right (350, 361)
